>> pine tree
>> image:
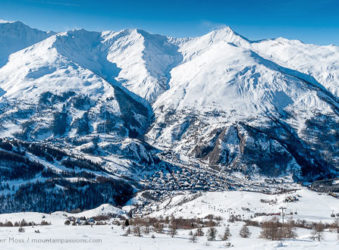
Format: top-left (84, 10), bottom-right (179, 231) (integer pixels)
top-left (221, 225), bottom-right (231, 240)
top-left (196, 227), bottom-right (204, 236)
top-left (207, 227), bottom-right (217, 241)
top-left (239, 224), bottom-right (251, 238)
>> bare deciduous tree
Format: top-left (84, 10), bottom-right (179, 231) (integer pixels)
top-left (133, 226), bottom-right (141, 237)
top-left (260, 218), bottom-right (281, 240)
top-left (190, 233), bottom-right (197, 243)
top-left (311, 222), bottom-right (324, 241)
top-left (169, 225), bottom-right (177, 238)
top-left (143, 226), bottom-right (150, 235)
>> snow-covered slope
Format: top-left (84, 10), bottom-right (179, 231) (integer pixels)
top-left (149, 187), bottom-right (338, 223)
top-left (0, 29), bottom-right (167, 213)
top-left (0, 29), bottom-right (151, 138)
top-left (154, 37), bottom-right (331, 114)
top-left (0, 186), bottom-right (338, 250)
top-left (102, 29), bottom-right (182, 103)
top-left (147, 27), bottom-right (338, 182)
top-left (0, 20), bottom-right (54, 67)
top-left (252, 38), bottom-right (339, 97)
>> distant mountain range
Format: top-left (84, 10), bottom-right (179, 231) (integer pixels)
top-left (0, 20), bottom-right (338, 213)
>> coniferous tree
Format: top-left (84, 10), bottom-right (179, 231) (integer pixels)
top-left (239, 224), bottom-right (251, 238)
top-left (207, 227), bottom-right (217, 241)
top-left (221, 225), bottom-right (231, 240)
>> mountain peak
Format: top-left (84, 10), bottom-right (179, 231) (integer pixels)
top-left (212, 25), bottom-right (234, 33)
top-left (203, 26), bottom-right (249, 47)
top-left (0, 21), bottom-right (54, 67)
top-left (0, 20), bottom-right (39, 30)
top-left (102, 27), bottom-right (182, 103)
top-left (0, 19), bottom-right (15, 23)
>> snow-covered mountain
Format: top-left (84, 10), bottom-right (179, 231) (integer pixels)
top-left (102, 29), bottom-right (182, 103)
top-left (252, 38), bottom-right (339, 97)
top-left (0, 22), bottom-right (338, 213)
top-left (0, 20), bottom-right (54, 67)
top-left (148, 27), bottom-right (338, 181)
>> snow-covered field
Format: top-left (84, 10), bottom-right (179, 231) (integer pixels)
top-left (149, 187), bottom-right (338, 223)
top-left (0, 187), bottom-right (338, 250)
top-left (0, 223), bottom-right (338, 250)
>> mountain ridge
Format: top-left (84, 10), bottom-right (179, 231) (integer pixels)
top-left (0, 20), bottom-right (54, 67)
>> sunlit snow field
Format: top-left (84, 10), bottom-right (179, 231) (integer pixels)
top-left (0, 187), bottom-right (338, 250)
top-left (0, 224), bottom-right (338, 250)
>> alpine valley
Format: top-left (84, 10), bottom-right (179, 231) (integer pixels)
top-left (0, 20), bottom-right (338, 215)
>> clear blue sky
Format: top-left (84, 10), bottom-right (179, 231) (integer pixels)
top-left (1, 0), bottom-right (339, 45)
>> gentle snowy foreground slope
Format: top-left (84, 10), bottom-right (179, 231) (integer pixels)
top-left (0, 225), bottom-right (337, 250)
top-left (0, 187), bottom-right (338, 250)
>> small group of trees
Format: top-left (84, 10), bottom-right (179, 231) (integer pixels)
top-left (133, 226), bottom-right (141, 237)
top-left (311, 222), bottom-right (324, 241)
top-left (128, 216), bottom-right (220, 231)
top-left (121, 215), bottom-right (338, 244)
top-left (122, 218), bottom-right (250, 244)
top-left (188, 227), bottom-right (205, 243)
top-left (0, 219), bottom-right (49, 227)
top-left (260, 218), bottom-right (296, 240)
top-left (259, 217), bottom-right (339, 242)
